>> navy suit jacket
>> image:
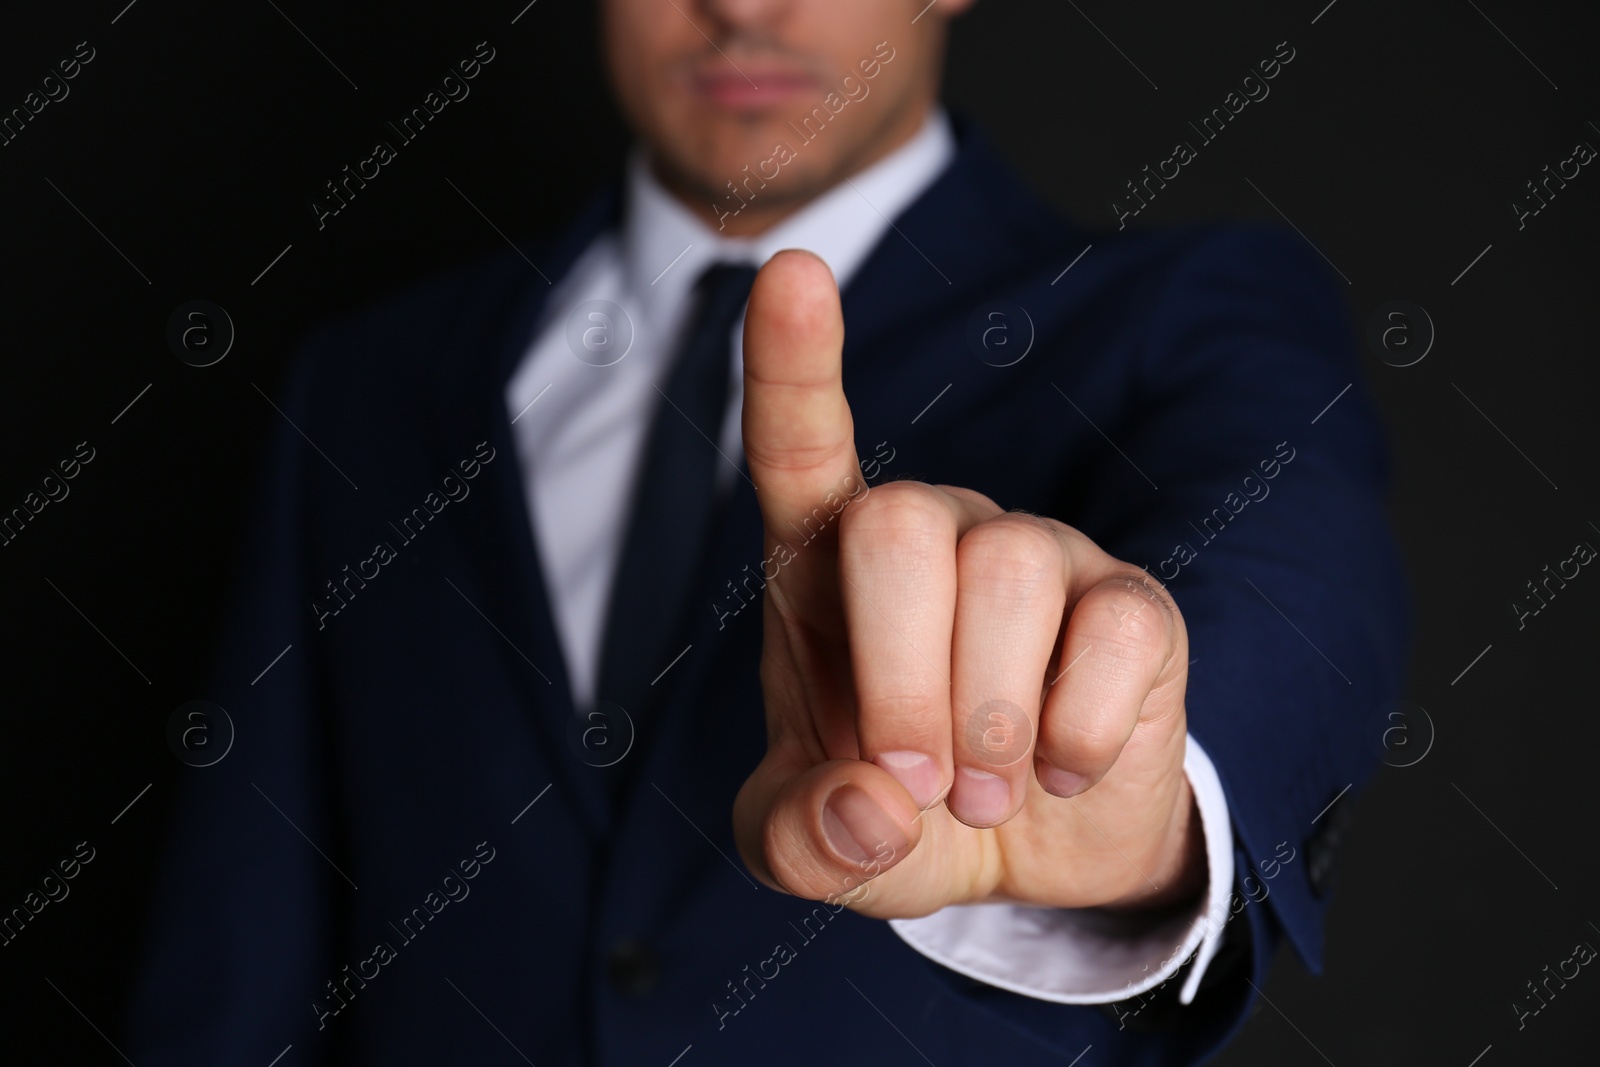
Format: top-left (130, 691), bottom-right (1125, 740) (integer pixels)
top-left (128, 117), bottom-right (1409, 1065)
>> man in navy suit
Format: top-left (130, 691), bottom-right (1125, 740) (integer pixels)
top-left (129, 0), bottom-right (1408, 1063)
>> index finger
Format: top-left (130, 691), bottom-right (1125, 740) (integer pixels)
top-left (741, 249), bottom-right (865, 611)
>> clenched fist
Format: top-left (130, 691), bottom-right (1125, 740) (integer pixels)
top-left (732, 250), bottom-right (1206, 920)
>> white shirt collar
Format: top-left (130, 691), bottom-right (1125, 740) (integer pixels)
top-left (620, 107), bottom-right (955, 325)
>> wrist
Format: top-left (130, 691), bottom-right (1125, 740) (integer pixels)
top-left (1103, 774), bottom-right (1207, 914)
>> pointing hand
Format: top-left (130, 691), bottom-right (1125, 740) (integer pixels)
top-left (732, 250), bottom-right (1205, 917)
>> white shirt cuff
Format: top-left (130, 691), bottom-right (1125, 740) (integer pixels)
top-left (887, 732), bottom-right (1234, 1006)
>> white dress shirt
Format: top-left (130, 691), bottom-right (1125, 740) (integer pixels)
top-left (505, 108), bottom-right (1236, 1007)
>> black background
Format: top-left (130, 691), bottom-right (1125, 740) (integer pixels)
top-left (2, 0), bottom-right (1596, 1063)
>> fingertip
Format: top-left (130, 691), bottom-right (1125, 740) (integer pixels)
top-left (947, 766), bottom-right (1015, 828)
top-left (766, 247), bottom-right (837, 286)
top-left (872, 750), bottom-right (946, 811)
top-left (820, 782), bottom-right (911, 868)
top-left (755, 762), bottom-right (920, 902)
top-left (1034, 758), bottom-right (1091, 799)
top-left (745, 250), bottom-right (844, 375)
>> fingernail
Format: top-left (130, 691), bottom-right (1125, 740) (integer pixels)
top-left (821, 785), bottom-right (908, 865)
top-left (873, 751), bottom-right (942, 809)
top-left (1037, 761), bottom-right (1090, 799)
top-left (951, 767), bottom-right (1011, 826)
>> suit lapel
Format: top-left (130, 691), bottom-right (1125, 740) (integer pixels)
top-left (432, 183), bottom-right (624, 839)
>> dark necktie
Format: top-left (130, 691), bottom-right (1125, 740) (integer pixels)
top-left (595, 261), bottom-right (758, 723)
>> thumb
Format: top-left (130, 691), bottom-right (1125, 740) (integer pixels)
top-left (741, 250), bottom-right (864, 575)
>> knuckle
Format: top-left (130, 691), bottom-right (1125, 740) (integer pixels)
top-left (957, 516), bottom-right (1060, 597)
top-left (1039, 715), bottom-right (1124, 771)
top-left (841, 482), bottom-right (948, 546)
top-left (1114, 569), bottom-right (1179, 619)
top-left (859, 690), bottom-right (942, 731)
top-left (1088, 576), bottom-right (1174, 662)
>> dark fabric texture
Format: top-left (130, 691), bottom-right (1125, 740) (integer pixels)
top-left (124, 115), bottom-right (1409, 1066)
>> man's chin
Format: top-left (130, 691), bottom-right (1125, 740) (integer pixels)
top-left (695, 124), bottom-right (801, 167)
top-left (657, 138), bottom-right (821, 200)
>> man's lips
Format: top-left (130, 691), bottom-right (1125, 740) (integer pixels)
top-left (690, 68), bottom-right (820, 110)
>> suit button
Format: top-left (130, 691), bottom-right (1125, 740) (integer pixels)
top-left (1305, 789), bottom-right (1351, 898)
top-left (606, 938), bottom-right (660, 996)
top-left (1307, 843), bottom-right (1333, 897)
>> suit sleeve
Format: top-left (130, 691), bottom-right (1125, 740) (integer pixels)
top-left (1090, 224), bottom-right (1410, 987)
top-left (900, 225), bottom-right (1410, 1060)
top-left (125, 331), bottom-right (345, 1064)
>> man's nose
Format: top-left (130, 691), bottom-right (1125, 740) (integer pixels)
top-left (696, 0), bottom-right (793, 34)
